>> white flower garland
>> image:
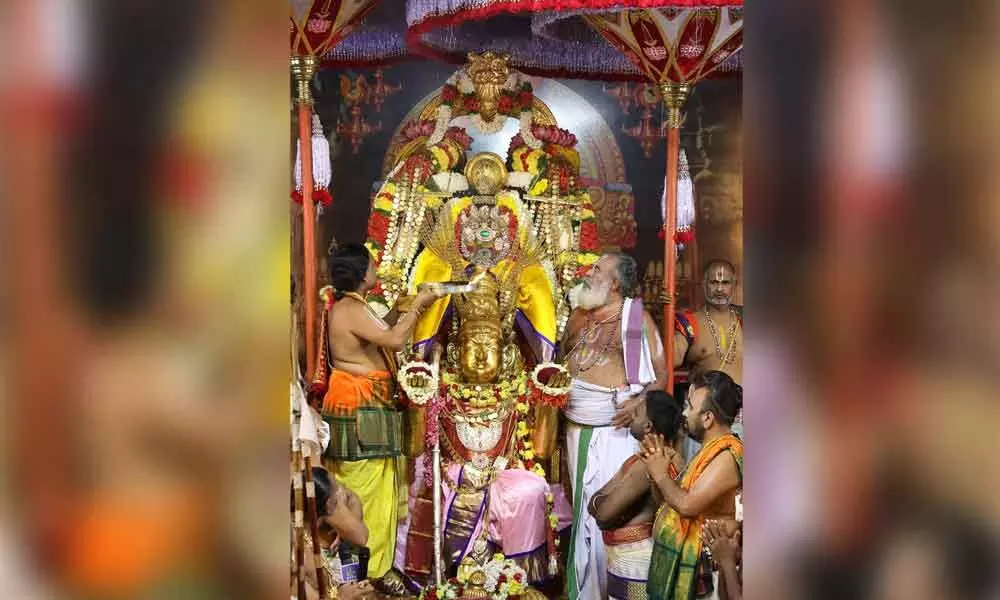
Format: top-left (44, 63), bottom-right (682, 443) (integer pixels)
top-left (472, 113), bottom-right (507, 135)
top-left (293, 114), bottom-right (332, 192)
top-left (428, 103), bottom-right (451, 146)
top-left (676, 148), bottom-right (695, 231)
top-left (399, 360), bottom-right (439, 406)
top-left (530, 363), bottom-right (571, 397)
top-left (519, 110), bottom-right (542, 149)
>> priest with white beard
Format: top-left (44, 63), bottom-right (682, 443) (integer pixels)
top-left (558, 251), bottom-right (669, 600)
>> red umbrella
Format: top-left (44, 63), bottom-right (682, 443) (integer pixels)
top-left (585, 5), bottom-right (743, 392)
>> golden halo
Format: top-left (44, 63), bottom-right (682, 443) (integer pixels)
top-left (464, 152), bottom-right (508, 196)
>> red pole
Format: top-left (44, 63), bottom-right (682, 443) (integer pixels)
top-left (662, 128), bottom-right (679, 394)
top-left (659, 83), bottom-right (690, 394)
top-left (292, 56), bottom-right (319, 377)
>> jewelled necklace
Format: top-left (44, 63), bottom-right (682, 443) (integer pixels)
top-left (566, 304), bottom-right (623, 373)
top-left (704, 306), bottom-right (739, 367)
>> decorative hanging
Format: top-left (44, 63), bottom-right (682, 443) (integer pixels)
top-left (293, 114), bottom-right (333, 208)
top-left (584, 7), bottom-right (744, 86)
top-left (675, 149), bottom-right (695, 248)
top-left (658, 149), bottom-right (695, 250)
top-left (623, 106), bottom-right (667, 159)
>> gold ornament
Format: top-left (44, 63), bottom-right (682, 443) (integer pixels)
top-left (465, 51), bottom-right (511, 123)
top-left (454, 267), bottom-right (503, 383)
top-left (465, 152), bottom-right (508, 197)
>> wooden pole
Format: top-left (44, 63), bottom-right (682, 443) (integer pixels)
top-left (659, 83), bottom-right (690, 395)
top-left (303, 456), bottom-right (329, 598)
top-left (292, 442), bottom-right (308, 600)
top-left (291, 55), bottom-right (319, 378)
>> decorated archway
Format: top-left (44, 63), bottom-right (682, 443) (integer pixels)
top-left (381, 77), bottom-right (637, 251)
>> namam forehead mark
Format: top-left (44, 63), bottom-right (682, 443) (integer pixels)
top-left (706, 265), bottom-right (735, 284)
top-left (593, 254), bottom-right (621, 274)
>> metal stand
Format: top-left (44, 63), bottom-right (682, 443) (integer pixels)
top-left (432, 427), bottom-right (444, 586)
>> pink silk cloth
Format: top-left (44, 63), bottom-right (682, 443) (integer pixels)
top-left (395, 458), bottom-right (573, 581)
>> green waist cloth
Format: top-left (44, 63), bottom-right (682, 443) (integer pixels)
top-left (323, 407), bottom-right (403, 461)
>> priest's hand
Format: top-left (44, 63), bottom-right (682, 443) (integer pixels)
top-left (611, 394), bottom-right (643, 428)
top-left (639, 433), bottom-right (676, 481)
top-left (702, 519), bottom-right (741, 566)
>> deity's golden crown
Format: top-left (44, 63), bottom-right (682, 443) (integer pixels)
top-left (455, 268), bottom-right (503, 337)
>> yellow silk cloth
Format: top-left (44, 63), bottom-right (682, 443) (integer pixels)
top-left (324, 456), bottom-right (402, 579)
top-left (408, 251), bottom-right (556, 347)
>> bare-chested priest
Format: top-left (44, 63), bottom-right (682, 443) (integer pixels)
top-left (643, 370), bottom-right (743, 600)
top-left (317, 244), bottom-right (440, 579)
top-left (560, 251), bottom-right (669, 600)
top-left (674, 260), bottom-right (743, 447)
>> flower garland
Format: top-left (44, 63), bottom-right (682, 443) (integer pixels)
top-left (418, 555), bottom-right (528, 600)
top-left (527, 363), bottom-right (571, 408)
top-left (440, 370), bottom-right (526, 409)
top-left (398, 361), bottom-right (439, 407)
top-left (363, 126), bottom-right (473, 311)
top-left (432, 361), bottom-right (568, 575)
top-left (430, 69), bottom-right (539, 147)
top-left (570, 199), bottom-right (601, 284)
top-left (516, 361), bottom-right (570, 574)
top-left (292, 114), bottom-right (333, 208)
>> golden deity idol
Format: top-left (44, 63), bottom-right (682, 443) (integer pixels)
top-left (364, 54), bottom-right (601, 585)
top-left (454, 268), bottom-right (504, 384)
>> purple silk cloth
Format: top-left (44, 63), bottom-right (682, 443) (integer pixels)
top-left (394, 458), bottom-right (573, 581)
top-left (623, 298), bottom-right (645, 387)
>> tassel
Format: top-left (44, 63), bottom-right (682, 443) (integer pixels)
top-left (292, 115), bottom-right (333, 206)
top-left (308, 286), bottom-right (337, 404)
top-left (312, 114), bottom-right (331, 191)
top-left (675, 149), bottom-right (695, 252)
top-left (294, 139), bottom-right (303, 193)
top-left (314, 188), bottom-right (333, 206)
top-left (674, 229), bottom-right (694, 245)
top-left (676, 149), bottom-right (695, 232)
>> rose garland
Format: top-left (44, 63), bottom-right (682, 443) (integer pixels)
top-left (527, 363), bottom-right (571, 408)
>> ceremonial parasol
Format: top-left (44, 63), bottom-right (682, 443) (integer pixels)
top-left (584, 5), bottom-right (743, 392)
top-left (290, 0), bottom-right (381, 379)
top-left (290, 4), bottom-right (382, 599)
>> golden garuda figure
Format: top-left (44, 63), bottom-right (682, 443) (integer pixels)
top-left (359, 52), bottom-right (601, 586)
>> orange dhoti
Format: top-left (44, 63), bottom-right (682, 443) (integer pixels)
top-left (321, 369), bottom-right (404, 579)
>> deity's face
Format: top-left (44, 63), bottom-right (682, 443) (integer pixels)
top-left (459, 328), bottom-right (502, 383)
top-left (704, 263), bottom-right (736, 308)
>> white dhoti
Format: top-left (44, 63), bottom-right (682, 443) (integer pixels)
top-left (565, 384), bottom-right (640, 600)
top-left (565, 299), bottom-right (658, 600)
top-left (605, 531), bottom-right (653, 600)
